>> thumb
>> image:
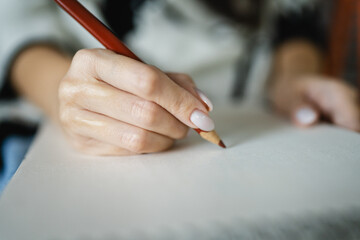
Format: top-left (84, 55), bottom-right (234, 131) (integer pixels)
top-left (292, 103), bottom-right (320, 127)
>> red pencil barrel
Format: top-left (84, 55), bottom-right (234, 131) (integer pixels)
top-left (54, 0), bottom-right (142, 62)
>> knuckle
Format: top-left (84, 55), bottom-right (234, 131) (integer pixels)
top-left (131, 100), bottom-right (160, 127)
top-left (144, 105), bottom-right (160, 126)
top-left (136, 65), bottom-right (160, 97)
top-left (72, 49), bottom-right (93, 66)
top-left (169, 94), bottom-right (192, 115)
top-left (71, 49), bottom-right (102, 72)
top-left (127, 130), bottom-right (149, 153)
top-left (59, 107), bottom-right (85, 133)
top-left (59, 106), bottom-right (73, 125)
top-left (58, 80), bottom-right (75, 101)
top-left (73, 49), bottom-right (96, 62)
top-left (174, 126), bottom-right (189, 139)
top-left (58, 79), bottom-right (86, 105)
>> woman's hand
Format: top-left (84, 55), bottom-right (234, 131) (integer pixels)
top-left (271, 40), bottom-right (359, 132)
top-left (270, 75), bottom-right (360, 132)
top-left (59, 49), bottom-right (213, 155)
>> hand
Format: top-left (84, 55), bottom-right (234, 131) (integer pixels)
top-left (270, 75), bottom-right (360, 132)
top-left (58, 49), bottom-right (213, 155)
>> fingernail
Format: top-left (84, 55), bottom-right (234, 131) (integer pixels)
top-left (190, 110), bottom-right (215, 131)
top-left (296, 107), bottom-right (317, 125)
top-left (196, 88), bottom-right (213, 111)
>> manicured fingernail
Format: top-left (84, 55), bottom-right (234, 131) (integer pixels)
top-left (196, 88), bottom-right (213, 111)
top-left (190, 110), bottom-right (215, 131)
top-left (296, 107), bottom-right (317, 125)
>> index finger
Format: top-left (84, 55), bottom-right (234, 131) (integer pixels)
top-left (82, 49), bottom-right (214, 131)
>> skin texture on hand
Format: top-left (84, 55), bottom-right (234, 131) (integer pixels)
top-left (270, 40), bottom-right (360, 132)
top-left (270, 76), bottom-right (360, 132)
top-left (58, 49), bottom-right (212, 155)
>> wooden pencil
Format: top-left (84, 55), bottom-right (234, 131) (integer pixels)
top-left (54, 0), bottom-right (226, 148)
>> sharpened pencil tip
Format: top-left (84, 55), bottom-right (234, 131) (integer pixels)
top-left (219, 140), bottom-right (226, 148)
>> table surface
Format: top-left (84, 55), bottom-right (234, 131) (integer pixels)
top-left (1, 105), bottom-right (360, 240)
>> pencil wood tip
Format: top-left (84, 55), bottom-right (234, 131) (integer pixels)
top-left (195, 129), bottom-right (226, 149)
top-left (219, 140), bottom-right (226, 148)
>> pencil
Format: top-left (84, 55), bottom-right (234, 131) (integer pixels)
top-left (54, 0), bottom-right (226, 148)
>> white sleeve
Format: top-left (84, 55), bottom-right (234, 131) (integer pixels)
top-left (0, 0), bottom-right (75, 91)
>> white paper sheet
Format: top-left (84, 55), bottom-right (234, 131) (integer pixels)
top-left (1, 105), bottom-right (360, 239)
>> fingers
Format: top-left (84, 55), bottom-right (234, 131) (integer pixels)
top-left (168, 72), bottom-right (213, 111)
top-left (61, 108), bottom-right (175, 154)
top-left (60, 49), bottom-right (216, 156)
top-left (292, 104), bottom-right (320, 127)
top-left (305, 79), bottom-right (360, 131)
top-left (166, 73), bottom-right (197, 96)
top-left (287, 90), bottom-right (320, 127)
top-left (271, 75), bottom-right (360, 132)
top-left (72, 49), bottom-right (211, 130)
top-left (69, 80), bottom-right (189, 140)
top-left (331, 103), bottom-right (360, 131)
top-left (269, 78), bottom-right (319, 127)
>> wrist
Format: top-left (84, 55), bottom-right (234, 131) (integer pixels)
top-left (11, 45), bottom-right (71, 122)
